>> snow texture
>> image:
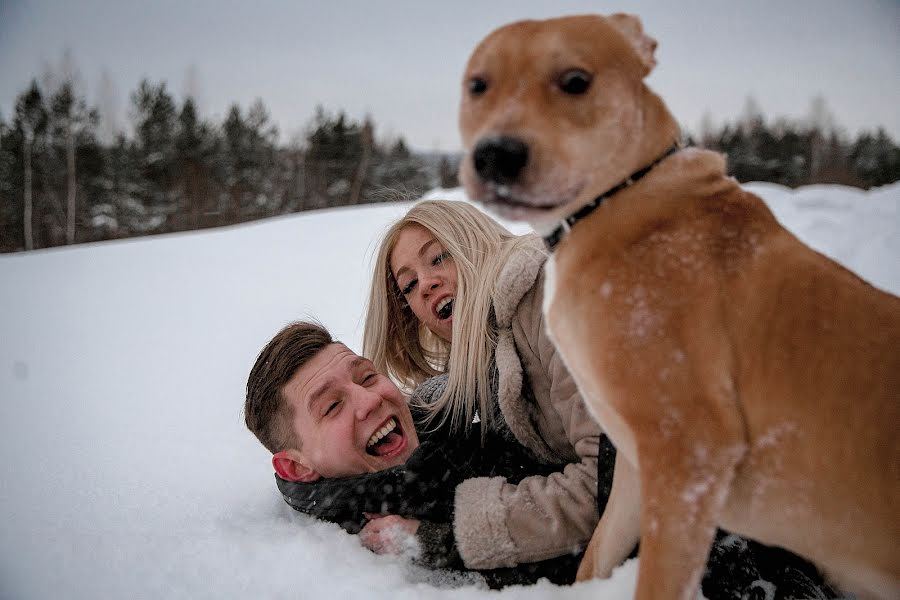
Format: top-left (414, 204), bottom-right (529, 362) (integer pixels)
top-left (1, 182), bottom-right (897, 599)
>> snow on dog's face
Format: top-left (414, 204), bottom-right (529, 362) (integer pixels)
top-left (274, 343), bottom-right (419, 481)
top-left (458, 14), bottom-right (673, 229)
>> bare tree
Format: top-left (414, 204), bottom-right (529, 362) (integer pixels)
top-left (807, 95), bottom-right (837, 181)
top-left (698, 110), bottom-right (716, 148)
top-left (95, 68), bottom-right (121, 145)
top-left (739, 95), bottom-right (765, 133)
top-left (15, 81), bottom-right (47, 251)
top-left (51, 81), bottom-right (97, 244)
top-left (182, 65), bottom-right (204, 114)
top-left (349, 118), bottom-right (374, 205)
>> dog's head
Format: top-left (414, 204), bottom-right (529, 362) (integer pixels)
top-left (459, 14), bottom-right (678, 227)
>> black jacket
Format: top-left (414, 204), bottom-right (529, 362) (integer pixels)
top-left (277, 406), bottom-right (587, 588)
top-left (276, 375), bottom-right (837, 596)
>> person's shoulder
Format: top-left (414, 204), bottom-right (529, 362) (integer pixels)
top-left (409, 374), bottom-right (455, 444)
top-left (494, 235), bottom-right (547, 326)
top-left (500, 235), bottom-right (547, 283)
top-left (410, 374), bottom-right (449, 410)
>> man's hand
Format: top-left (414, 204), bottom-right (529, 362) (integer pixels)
top-left (359, 514), bottom-right (421, 555)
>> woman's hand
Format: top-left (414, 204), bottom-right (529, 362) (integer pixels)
top-left (360, 513), bottom-right (421, 555)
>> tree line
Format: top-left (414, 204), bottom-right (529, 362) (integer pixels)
top-left (695, 97), bottom-right (899, 189)
top-left (1, 79), bottom-right (897, 253)
top-left (0, 77), bottom-right (457, 253)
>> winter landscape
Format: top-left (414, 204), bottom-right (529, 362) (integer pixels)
top-left (1, 181), bottom-right (898, 599)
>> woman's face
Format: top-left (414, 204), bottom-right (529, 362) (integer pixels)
top-left (389, 224), bottom-right (458, 342)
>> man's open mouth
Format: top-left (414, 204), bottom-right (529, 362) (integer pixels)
top-left (436, 297), bottom-right (454, 320)
top-left (365, 418), bottom-right (406, 457)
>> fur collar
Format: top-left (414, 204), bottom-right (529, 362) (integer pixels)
top-left (493, 236), bottom-right (548, 327)
top-left (491, 236), bottom-right (558, 462)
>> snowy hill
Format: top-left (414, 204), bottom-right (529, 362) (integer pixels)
top-left (1, 182), bottom-right (898, 599)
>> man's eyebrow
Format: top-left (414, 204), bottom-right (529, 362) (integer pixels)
top-left (306, 377), bottom-right (337, 414)
top-left (394, 239), bottom-right (439, 281)
top-left (306, 358), bottom-right (372, 412)
top-left (350, 356), bottom-right (374, 372)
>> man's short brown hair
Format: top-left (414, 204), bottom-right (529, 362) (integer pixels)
top-left (244, 321), bottom-right (333, 454)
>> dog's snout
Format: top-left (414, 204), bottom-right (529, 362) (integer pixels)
top-left (473, 136), bottom-right (529, 185)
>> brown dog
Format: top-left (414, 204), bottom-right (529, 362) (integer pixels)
top-left (458, 14), bottom-right (900, 600)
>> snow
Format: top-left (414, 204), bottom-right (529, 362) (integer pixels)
top-left (1, 182), bottom-right (898, 599)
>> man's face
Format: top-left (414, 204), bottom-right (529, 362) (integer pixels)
top-left (281, 343), bottom-right (419, 479)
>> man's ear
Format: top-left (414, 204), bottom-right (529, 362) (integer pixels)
top-left (272, 450), bottom-right (320, 482)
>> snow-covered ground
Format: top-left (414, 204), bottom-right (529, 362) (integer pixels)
top-left (1, 182), bottom-right (897, 599)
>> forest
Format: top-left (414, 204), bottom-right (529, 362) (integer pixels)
top-left (1, 77), bottom-right (897, 253)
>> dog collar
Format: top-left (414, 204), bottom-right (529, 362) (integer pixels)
top-left (543, 142), bottom-right (682, 251)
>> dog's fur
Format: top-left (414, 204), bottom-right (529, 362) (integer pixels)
top-left (459, 14), bottom-right (900, 600)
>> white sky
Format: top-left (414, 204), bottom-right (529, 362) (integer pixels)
top-left (1, 0), bottom-right (898, 151)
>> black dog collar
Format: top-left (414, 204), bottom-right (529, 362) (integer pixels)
top-left (543, 142), bottom-right (682, 252)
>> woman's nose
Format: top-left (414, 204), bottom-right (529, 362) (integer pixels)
top-left (420, 273), bottom-right (441, 296)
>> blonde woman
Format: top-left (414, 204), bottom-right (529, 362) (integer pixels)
top-left (363, 199), bottom-right (605, 570)
top-left (360, 200), bottom-right (840, 600)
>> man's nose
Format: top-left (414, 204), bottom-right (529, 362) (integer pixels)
top-left (354, 387), bottom-right (382, 421)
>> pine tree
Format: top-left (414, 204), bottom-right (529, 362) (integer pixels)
top-left (244, 99), bottom-right (280, 215)
top-left (438, 155), bottom-right (459, 189)
top-left (372, 136), bottom-right (430, 200)
top-left (131, 80), bottom-right (177, 232)
top-left (0, 112), bottom-right (17, 250)
top-left (305, 107), bottom-right (364, 207)
top-left (175, 97), bottom-right (216, 229)
top-left (221, 104), bottom-right (248, 222)
top-left (851, 128), bottom-right (900, 188)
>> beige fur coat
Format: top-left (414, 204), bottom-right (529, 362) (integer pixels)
top-left (453, 236), bottom-right (602, 568)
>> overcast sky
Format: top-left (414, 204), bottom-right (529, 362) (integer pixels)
top-left (1, 0), bottom-right (898, 151)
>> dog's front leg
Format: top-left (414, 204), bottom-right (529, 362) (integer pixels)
top-left (634, 424), bottom-right (745, 600)
top-left (576, 451), bottom-right (641, 581)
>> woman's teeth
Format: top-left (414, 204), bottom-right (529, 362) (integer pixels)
top-left (366, 418), bottom-right (397, 449)
top-left (437, 297), bottom-right (454, 320)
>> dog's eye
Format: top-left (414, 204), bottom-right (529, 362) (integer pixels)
top-left (468, 77), bottom-right (488, 96)
top-left (558, 69), bottom-right (593, 95)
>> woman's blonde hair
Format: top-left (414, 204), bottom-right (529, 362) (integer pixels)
top-left (363, 199), bottom-right (539, 434)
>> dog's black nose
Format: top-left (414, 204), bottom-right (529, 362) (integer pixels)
top-left (472, 136), bottom-right (529, 185)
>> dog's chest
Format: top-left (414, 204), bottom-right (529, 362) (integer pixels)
top-left (541, 254), bottom-right (559, 322)
top-left (540, 250), bottom-right (641, 462)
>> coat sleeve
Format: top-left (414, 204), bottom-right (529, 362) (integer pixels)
top-left (452, 275), bottom-right (603, 568)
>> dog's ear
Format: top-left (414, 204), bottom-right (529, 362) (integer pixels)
top-left (608, 13), bottom-right (658, 76)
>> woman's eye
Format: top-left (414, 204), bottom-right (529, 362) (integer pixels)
top-left (433, 251), bottom-right (450, 266)
top-left (401, 279), bottom-right (416, 295)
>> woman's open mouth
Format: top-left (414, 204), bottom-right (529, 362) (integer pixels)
top-left (365, 418), bottom-right (407, 457)
top-left (436, 297), bottom-right (454, 320)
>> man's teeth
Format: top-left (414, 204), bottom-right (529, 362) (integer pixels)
top-left (367, 418), bottom-right (397, 448)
